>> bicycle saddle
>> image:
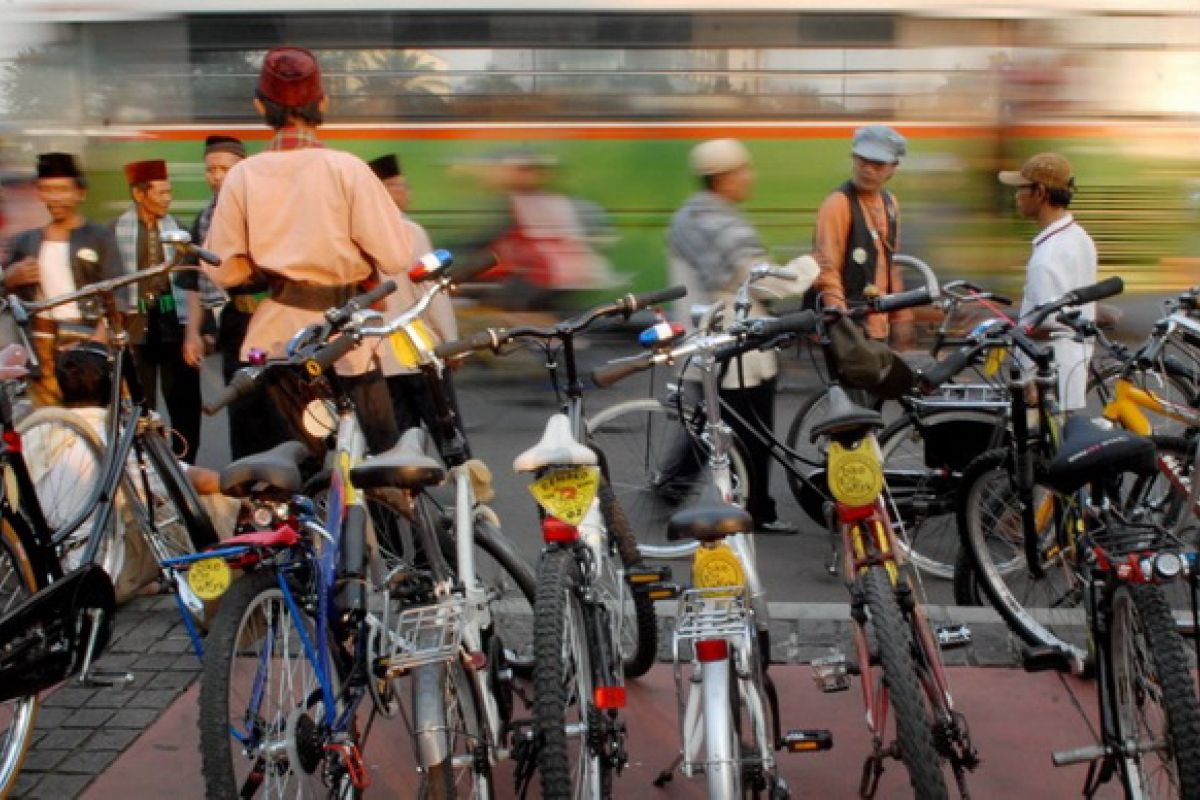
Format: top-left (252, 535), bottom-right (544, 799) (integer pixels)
top-left (810, 385), bottom-right (884, 442)
top-left (351, 427), bottom-right (446, 490)
top-left (667, 484), bottom-right (753, 543)
top-left (220, 440), bottom-right (309, 498)
top-left (513, 413), bottom-right (597, 473)
top-left (1041, 416), bottom-right (1157, 495)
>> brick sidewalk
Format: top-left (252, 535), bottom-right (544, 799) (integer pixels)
top-left (11, 595), bottom-right (200, 800)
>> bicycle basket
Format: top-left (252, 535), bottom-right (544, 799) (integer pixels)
top-left (383, 596), bottom-right (465, 674)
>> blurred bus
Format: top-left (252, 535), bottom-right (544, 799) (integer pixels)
top-left (2, 0), bottom-right (1199, 298)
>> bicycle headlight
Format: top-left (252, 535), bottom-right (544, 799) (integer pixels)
top-left (827, 438), bottom-right (884, 508)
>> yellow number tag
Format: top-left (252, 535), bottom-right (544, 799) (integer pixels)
top-left (389, 320), bottom-right (435, 369)
top-left (530, 466), bottom-right (600, 526)
top-left (827, 438), bottom-right (884, 507)
top-left (188, 557), bottom-right (233, 601)
top-left (693, 543), bottom-right (746, 594)
top-left (984, 346), bottom-right (1008, 377)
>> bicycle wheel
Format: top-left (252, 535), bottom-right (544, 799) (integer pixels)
top-left (16, 407), bottom-right (124, 579)
top-left (784, 388), bottom-right (834, 499)
top-left (534, 547), bottom-right (607, 799)
top-left (957, 449), bottom-right (1088, 656)
top-left (861, 565), bottom-right (950, 799)
top-left (415, 660), bottom-right (492, 800)
top-left (596, 479), bottom-right (657, 679)
top-left (588, 398), bottom-right (750, 549)
top-left (0, 521), bottom-right (40, 798)
top-left (1110, 584), bottom-right (1200, 798)
top-left (877, 410), bottom-right (1004, 580)
top-left (199, 570), bottom-right (353, 799)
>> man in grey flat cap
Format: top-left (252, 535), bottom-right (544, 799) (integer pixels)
top-left (812, 124), bottom-right (914, 348)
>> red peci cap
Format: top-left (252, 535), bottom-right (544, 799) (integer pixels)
top-left (123, 159), bottom-right (168, 186)
top-left (258, 47), bottom-right (324, 107)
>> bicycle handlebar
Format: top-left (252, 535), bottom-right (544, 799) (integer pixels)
top-left (919, 343), bottom-right (983, 391)
top-left (591, 351), bottom-right (659, 388)
top-left (202, 366), bottom-right (262, 416)
top-left (874, 286), bottom-right (933, 314)
top-left (325, 280), bottom-right (397, 329)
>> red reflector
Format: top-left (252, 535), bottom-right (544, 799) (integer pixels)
top-left (594, 685), bottom-right (626, 709)
top-left (695, 638), bottom-right (729, 662)
top-left (542, 518), bottom-right (580, 543)
top-left (408, 265), bottom-right (430, 281)
top-left (836, 502), bottom-right (875, 523)
top-left (2, 430), bottom-right (20, 453)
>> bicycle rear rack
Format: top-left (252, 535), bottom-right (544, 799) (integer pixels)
top-left (382, 596), bottom-right (465, 675)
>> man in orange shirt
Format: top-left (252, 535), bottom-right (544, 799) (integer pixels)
top-left (812, 125), bottom-right (914, 348)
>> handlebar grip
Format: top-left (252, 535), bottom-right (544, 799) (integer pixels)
top-left (449, 250), bottom-right (499, 285)
top-left (990, 293), bottom-right (1014, 306)
top-left (873, 287), bottom-right (933, 314)
top-left (194, 247), bottom-right (222, 267)
top-left (1068, 276), bottom-right (1124, 305)
top-left (202, 367), bottom-right (261, 416)
top-left (748, 310), bottom-right (819, 339)
top-left (591, 352), bottom-right (657, 388)
top-left (326, 280), bottom-right (398, 328)
top-left (625, 285), bottom-right (687, 313)
top-left (306, 333), bottom-right (358, 374)
top-left (433, 329), bottom-right (501, 360)
top-left (920, 345), bottom-right (979, 390)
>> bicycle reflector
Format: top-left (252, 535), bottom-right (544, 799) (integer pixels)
top-left (695, 638), bottom-right (729, 662)
top-left (408, 248), bottom-right (452, 281)
top-left (638, 321), bottom-right (684, 348)
top-left (593, 685), bottom-right (626, 710)
top-left (827, 437), bottom-right (884, 508)
top-left (541, 517), bottom-right (580, 544)
top-left (692, 543), bottom-right (746, 594)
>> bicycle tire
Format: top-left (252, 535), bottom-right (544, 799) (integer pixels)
top-left (861, 565), bottom-right (950, 800)
top-left (199, 570), bottom-right (353, 799)
top-left (0, 520), bottom-right (41, 799)
top-left (1110, 584), bottom-right (1200, 798)
top-left (877, 410), bottom-right (1004, 580)
top-left (16, 407), bottom-right (124, 580)
top-left (533, 547), bottom-right (608, 799)
top-left (956, 448), bottom-right (1088, 656)
top-left (417, 660), bottom-right (492, 800)
top-left (597, 478), bottom-right (657, 679)
top-left (588, 398), bottom-right (751, 549)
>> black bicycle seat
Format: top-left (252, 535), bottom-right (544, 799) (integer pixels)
top-left (1041, 416), bottom-right (1157, 495)
top-left (351, 427), bottom-right (446, 490)
top-left (810, 385), bottom-right (884, 442)
top-left (667, 483), bottom-right (753, 542)
top-left (220, 440), bottom-right (309, 499)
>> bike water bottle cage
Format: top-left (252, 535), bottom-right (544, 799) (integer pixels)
top-left (350, 427), bottom-right (446, 490)
top-left (810, 386), bottom-right (883, 443)
top-left (1041, 416), bottom-right (1157, 495)
top-left (513, 413), bottom-right (596, 473)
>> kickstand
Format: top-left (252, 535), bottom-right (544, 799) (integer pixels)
top-left (654, 754), bottom-right (682, 787)
top-left (76, 608), bottom-right (132, 688)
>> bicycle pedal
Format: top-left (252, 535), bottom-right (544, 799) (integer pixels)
top-left (936, 623), bottom-right (973, 649)
top-left (1052, 743), bottom-right (1107, 767)
top-left (643, 582), bottom-right (681, 601)
top-left (78, 668), bottom-right (134, 688)
top-left (782, 729), bottom-right (833, 753)
top-left (626, 565), bottom-right (671, 586)
top-left (810, 654), bottom-right (852, 693)
top-left (1021, 645), bottom-right (1074, 674)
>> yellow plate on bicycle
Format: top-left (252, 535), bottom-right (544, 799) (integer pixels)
top-left (530, 466), bottom-right (600, 526)
top-left (693, 543), bottom-right (745, 595)
top-left (188, 557), bottom-right (233, 601)
top-left (827, 438), bottom-right (884, 507)
top-left (389, 319), bottom-right (435, 369)
top-left (983, 346), bottom-right (1008, 378)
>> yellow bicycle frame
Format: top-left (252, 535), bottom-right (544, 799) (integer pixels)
top-left (1102, 377), bottom-right (1200, 436)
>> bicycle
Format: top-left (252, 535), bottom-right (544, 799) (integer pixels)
top-left (175, 255), bottom-right (540, 797)
top-left (0, 231), bottom-right (222, 796)
top-left (435, 285), bottom-right (684, 798)
top-left (590, 300), bottom-right (834, 799)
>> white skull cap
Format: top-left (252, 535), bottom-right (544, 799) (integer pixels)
top-left (690, 138), bottom-right (751, 176)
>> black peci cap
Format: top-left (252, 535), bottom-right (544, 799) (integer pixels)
top-left (36, 152), bottom-right (82, 180)
top-left (368, 154), bottom-right (401, 181)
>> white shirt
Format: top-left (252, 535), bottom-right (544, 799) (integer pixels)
top-left (37, 240), bottom-right (78, 321)
top-left (1018, 214), bottom-right (1097, 410)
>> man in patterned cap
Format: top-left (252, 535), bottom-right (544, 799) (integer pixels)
top-left (3, 153), bottom-right (123, 404)
top-left (111, 158), bottom-right (206, 463)
top-left (205, 47), bottom-right (415, 454)
top-left (812, 125), bottom-right (914, 349)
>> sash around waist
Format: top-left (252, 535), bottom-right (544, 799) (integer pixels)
top-left (270, 281), bottom-right (360, 312)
